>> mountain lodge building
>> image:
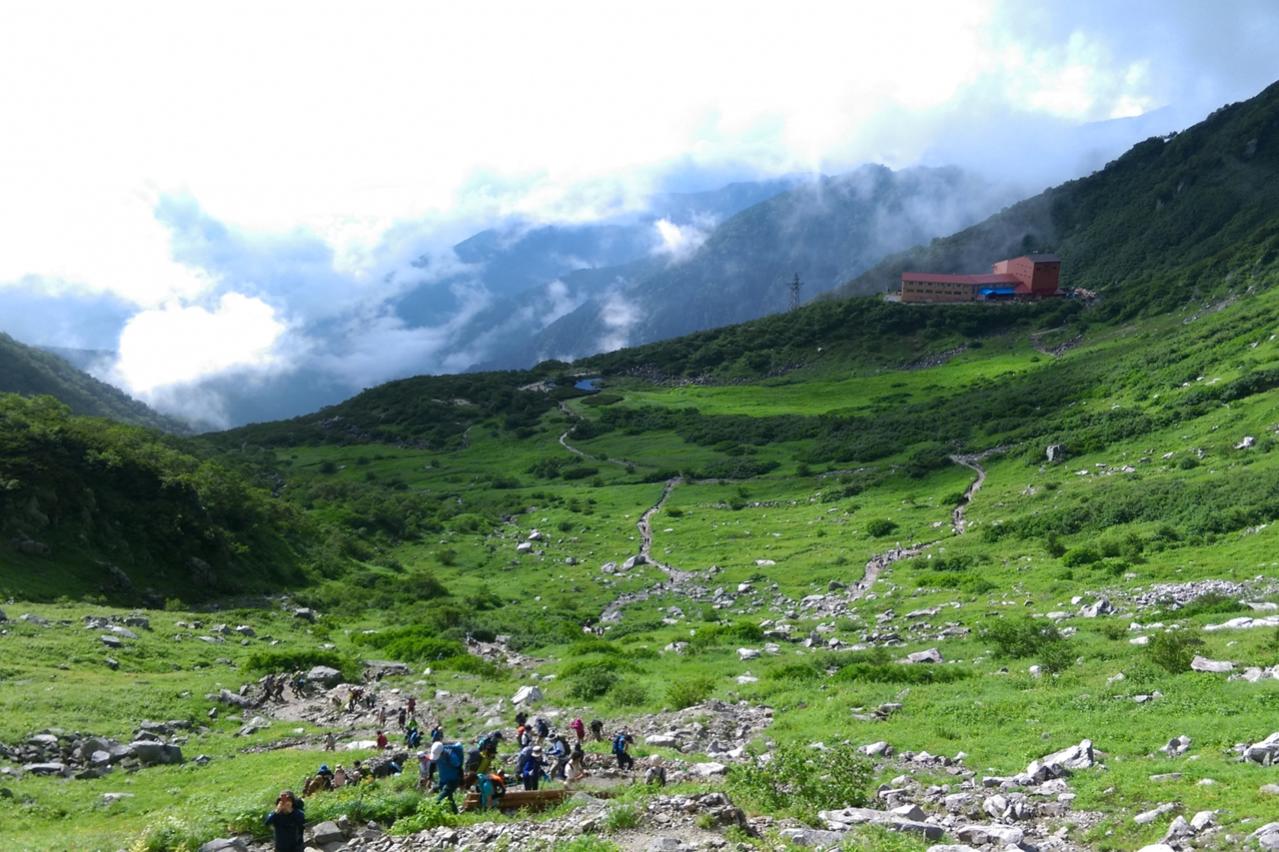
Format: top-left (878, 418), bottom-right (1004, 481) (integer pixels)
top-left (900, 254), bottom-right (1062, 303)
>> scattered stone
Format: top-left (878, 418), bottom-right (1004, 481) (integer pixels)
top-left (1134, 802), bottom-right (1179, 825)
top-left (512, 685), bottom-right (543, 706)
top-left (902, 648), bottom-right (943, 664)
top-left (306, 665), bottom-right (343, 687)
top-left (1080, 597), bottom-right (1115, 618)
top-left (129, 741), bottom-right (184, 766)
top-left (1190, 656), bottom-right (1234, 673)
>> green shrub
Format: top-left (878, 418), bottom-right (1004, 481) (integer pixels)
top-left (1062, 546), bottom-right (1100, 566)
top-left (833, 662), bottom-right (973, 685)
top-left (981, 618), bottom-right (1064, 659)
top-left (242, 648), bottom-right (357, 681)
top-left (1159, 592), bottom-right (1245, 619)
top-left (607, 679), bottom-right (648, 709)
top-left (604, 803), bottom-right (641, 831)
top-left (1148, 631), bottom-right (1204, 673)
top-left (726, 742), bottom-right (873, 820)
top-left (666, 675), bottom-right (715, 709)
top-left (866, 519), bottom-right (898, 537)
top-left (388, 798), bottom-right (459, 835)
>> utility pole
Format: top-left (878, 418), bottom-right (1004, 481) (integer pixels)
top-left (787, 273), bottom-right (802, 311)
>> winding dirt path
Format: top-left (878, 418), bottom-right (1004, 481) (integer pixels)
top-left (948, 453), bottom-right (989, 534)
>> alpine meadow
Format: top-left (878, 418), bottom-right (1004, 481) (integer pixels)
top-left (6, 29), bottom-right (1279, 852)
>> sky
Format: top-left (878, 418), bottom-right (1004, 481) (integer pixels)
top-left (2, 0), bottom-right (1277, 425)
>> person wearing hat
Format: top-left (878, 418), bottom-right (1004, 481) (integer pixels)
top-left (518, 744), bottom-right (545, 791)
top-left (332, 764), bottom-right (348, 789)
top-left (316, 763), bottom-right (334, 791)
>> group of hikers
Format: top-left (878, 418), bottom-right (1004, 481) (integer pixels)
top-left (293, 706), bottom-right (646, 818)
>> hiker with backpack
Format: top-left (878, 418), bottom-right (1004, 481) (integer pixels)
top-left (433, 741), bottom-right (465, 813)
top-left (568, 740), bottom-right (587, 781)
top-left (518, 745), bottom-right (545, 791)
top-left (548, 733), bottom-right (570, 781)
top-left (477, 770), bottom-right (507, 810)
top-left (612, 731), bottom-right (635, 770)
top-left (589, 719), bottom-right (604, 741)
top-left (265, 790), bottom-right (306, 852)
top-left (534, 716), bottom-right (550, 744)
top-left (569, 717), bottom-right (585, 743)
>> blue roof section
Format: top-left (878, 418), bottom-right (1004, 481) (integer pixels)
top-left (978, 286), bottom-right (1017, 296)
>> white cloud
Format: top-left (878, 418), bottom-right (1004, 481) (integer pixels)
top-left (108, 293), bottom-right (288, 395)
top-left (652, 217), bottom-right (713, 263)
top-left (596, 291), bottom-right (642, 353)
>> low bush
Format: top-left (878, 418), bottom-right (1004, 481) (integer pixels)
top-left (981, 618), bottom-right (1064, 659)
top-left (1148, 631), bottom-right (1204, 673)
top-left (242, 648), bottom-right (357, 681)
top-left (726, 742), bottom-right (873, 821)
top-left (866, 519), bottom-right (898, 537)
top-left (666, 675), bottom-right (715, 709)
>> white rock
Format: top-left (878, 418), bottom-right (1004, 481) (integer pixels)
top-left (511, 685), bottom-right (543, 705)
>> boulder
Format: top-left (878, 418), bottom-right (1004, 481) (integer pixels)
top-left (199, 840), bottom-right (249, 852)
top-left (903, 648), bottom-right (943, 664)
top-left (737, 648), bottom-right (761, 661)
top-left (307, 665), bottom-right (343, 687)
top-left (778, 828), bottom-right (847, 848)
top-left (1134, 802), bottom-right (1178, 825)
top-left (1190, 656), bottom-right (1233, 673)
top-left (686, 762), bottom-right (727, 777)
top-left (516, 541), bottom-right (533, 553)
top-left (293, 607), bottom-right (317, 622)
top-left (819, 807), bottom-right (943, 840)
top-left (645, 734), bottom-right (679, 747)
top-left (234, 625), bottom-right (255, 637)
top-left (216, 689), bottom-right (252, 708)
top-left (512, 685), bottom-right (543, 705)
top-left (129, 741), bottom-right (184, 766)
top-left (100, 635), bottom-right (123, 649)
top-left (1025, 739), bottom-right (1094, 781)
top-left (954, 824), bottom-right (1024, 846)
top-left (309, 820), bottom-right (344, 846)
top-left (22, 763), bottom-right (67, 776)
top-left (1080, 598), bottom-right (1115, 618)
top-left (1046, 444), bottom-right (1066, 463)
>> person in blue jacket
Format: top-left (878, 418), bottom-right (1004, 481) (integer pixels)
top-left (265, 790), bottom-right (305, 852)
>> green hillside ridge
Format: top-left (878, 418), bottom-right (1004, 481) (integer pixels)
top-left (0, 331), bottom-right (187, 432)
top-left (837, 80), bottom-right (1279, 318)
top-left (7, 83), bottom-right (1279, 850)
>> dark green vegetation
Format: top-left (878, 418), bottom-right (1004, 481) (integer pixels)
top-left (0, 395), bottom-right (319, 601)
top-left (6, 82), bottom-right (1279, 851)
top-left (0, 331), bottom-right (185, 432)
top-left (839, 80), bottom-right (1279, 320)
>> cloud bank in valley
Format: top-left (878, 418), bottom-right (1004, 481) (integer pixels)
top-left (0, 0), bottom-right (1276, 426)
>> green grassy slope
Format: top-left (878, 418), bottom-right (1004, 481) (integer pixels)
top-left (836, 80), bottom-right (1279, 319)
top-left (0, 331), bottom-right (187, 432)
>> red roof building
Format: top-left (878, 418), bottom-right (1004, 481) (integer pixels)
top-left (901, 254), bottom-right (1062, 303)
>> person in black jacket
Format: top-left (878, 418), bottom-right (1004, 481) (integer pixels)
top-left (265, 790), bottom-right (306, 852)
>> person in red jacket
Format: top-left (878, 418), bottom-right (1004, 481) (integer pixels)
top-left (569, 717), bottom-right (585, 743)
top-left (376, 730), bottom-right (389, 750)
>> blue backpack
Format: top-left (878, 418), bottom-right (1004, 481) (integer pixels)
top-left (612, 734), bottom-right (628, 755)
top-left (437, 743), bottom-right (464, 784)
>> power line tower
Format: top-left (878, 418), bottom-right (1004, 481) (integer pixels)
top-left (787, 273), bottom-right (802, 311)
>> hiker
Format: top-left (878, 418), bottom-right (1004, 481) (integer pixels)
top-left (397, 707), bottom-right (407, 730)
top-left (324, 732), bottom-right (336, 752)
top-left (569, 717), bottom-right (585, 743)
top-left (376, 730), bottom-right (388, 750)
top-left (406, 724), bottom-right (422, 749)
top-left (516, 722), bottom-right (532, 749)
top-left (548, 733), bottom-right (570, 781)
top-left (291, 671), bottom-right (307, 698)
top-left (589, 719), bottom-right (604, 741)
top-left (332, 765), bottom-right (347, 789)
top-left (407, 695), bottom-right (417, 716)
top-left (434, 741), bottom-right (465, 813)
top-left (417, 751), bottom-right (432, 790)
top-left (477, 770), bottom-right (506, 810)
top-left (265, 790), bottom-right (305, 852)
top-left (534, 716), bottom-right (550, 744)
top-left (350, 760), bottom-right (365, 784)
top-left (316, 764), bottom-right (334, 789)
top-left (430, 722), bottom-right (444, 743)
top-left (262, 673), bottom-right (276, 703)
top-left (568, 741), bottom-right (587, 781)
top-left (643, 754), bottom-right (667, 787)
top-left (378, 705), bottom-right (388, 727)
top-left (515, 710), bottom-right (529, 728)
top-left (518, 745), bottom-right (544, 791)
top-left (612, 731), bottom-right (634, 770)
